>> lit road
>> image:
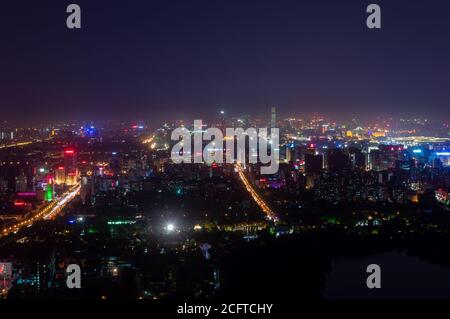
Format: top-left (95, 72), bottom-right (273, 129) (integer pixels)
top-left (43, 183), bottom-right (81, 220)
top-left (0, 141), bottom-right (34, 149)
top-left (142, 134), bottom-right (155, 146)
top-left (235, 163), bottom-right (279, 222)
top-left (0, 137), bottom-right (53, 150)
top-left (0, 183), bottom-right (81, 237)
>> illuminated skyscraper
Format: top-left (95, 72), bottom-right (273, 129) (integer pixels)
top-left (286, 144), bottom-right (293, 163)
top-left (271, 107), bottom-right (277, 128)
top-left (55, 166), bottom-right (65, 185)
top-left (435, 151), bottom-right (450, 166)
top-left (44, 176), bottom-right (54, 202)
top-left (349, 147), bottom-right (366, 170)
top-left (370, 145), bottom-right (405, 171)
top-left (44, 184), bottom-right (53, 202)
top-left (63, 149), bottom-right (78, 186)
top-left (66, 172), bottom-right (77, 186)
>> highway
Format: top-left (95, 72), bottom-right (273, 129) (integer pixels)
top-left (0, 141), bottom-right (34, 149)
top-left (0, 183), bottom-right (81, 237)
top-left (235, 163), bottom-right (279, 222)
top-left (0, 137), bottom-right (54, 150)
top-left (43, 183), bottom-right (81, 220)
top-left (142, 134), bottom-right (155, 146)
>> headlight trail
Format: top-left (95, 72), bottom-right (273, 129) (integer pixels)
top-left (43, 183), bottom-right (81, 220)
top-left (235, 163), bottom-right (279, 222)
top-left (0, 183), bottom-right (81, 237)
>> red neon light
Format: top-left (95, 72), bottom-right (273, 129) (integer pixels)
top-left (58, 166), bottom-right (65, 170)
top-left (17, 192), bottom-right (36, 196)
top-left (65, 150), bottom-right (74, 154)
top-left (14, 201), bottom-right (26, 206)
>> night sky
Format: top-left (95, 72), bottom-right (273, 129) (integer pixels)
top-left (1, 0), bottom-right (450, 124)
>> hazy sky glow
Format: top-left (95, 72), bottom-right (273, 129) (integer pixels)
top-left (1, 0), bottom-right (450, 123)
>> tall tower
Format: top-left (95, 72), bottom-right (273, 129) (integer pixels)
top-left (271, 107), bottom-right (277, 128)
top-left (44, 176), bottom-right (54, 202)
top-left (219, 110), bottom-right (227, 131)
top-left (64, 148), bottom-right (78, 186)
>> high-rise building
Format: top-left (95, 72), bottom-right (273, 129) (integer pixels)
top-left (36, 186), bottom-right (44, 202)
top-left (218, 110), bottom-right (227, 130)
top-left (326, 149), bottom-right (349, 173)
top-left (63, 148), bottom-right (78, 186)
top-left (349, 147), bottom-right (366, 170)
top-left (285, 142), bottom-right (296, 163)
top-left (305, 154), bottom-right (323, 176)
top-left (55, 166), bottom-right (66, 185)
top-left (305, 153), bottom-right (323, 189)
top-left (64, 149), bottom-right (77, 170)
top-left (44, 178), bottom-right (54, 202)
top-left (65, 172), bottom-right (77, 186)
top-left (271, 107), bottom-right (277, 128)
top-left (370, 145), bottom-right (404, 171)
top-left (286, 144), bottom-right (293, 163)
top-left (15, 171), bottom-right (27, 193)
top-left (435, 151), bottom-right (450, 166)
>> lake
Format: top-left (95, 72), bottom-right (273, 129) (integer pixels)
top-left (324, 251), bottom-right (450, 299)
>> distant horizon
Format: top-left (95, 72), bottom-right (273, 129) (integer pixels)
top-left (1, 111), bottom-right (449, 128)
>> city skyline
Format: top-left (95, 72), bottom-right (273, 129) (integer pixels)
top-left (2, 108), bottom-right (450, 300)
